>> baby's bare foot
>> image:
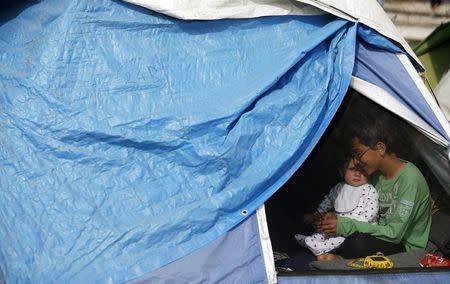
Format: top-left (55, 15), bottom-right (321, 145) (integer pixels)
top-left (324, 253), bottom-right (342, 261)
top-left (317, 253), bottom-right (342, 261)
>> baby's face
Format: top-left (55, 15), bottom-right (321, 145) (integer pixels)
top-left (344, 160), bottom-right (368, 187)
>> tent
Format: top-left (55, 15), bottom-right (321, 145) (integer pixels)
top-left (436, 71), bottom-right (450, 120)
top-left (0, 0), bottom-right (449, 283)
top-left (413, 22), bottom-right (450, 90)
top-left (413, 22), bottom-right (450, 121)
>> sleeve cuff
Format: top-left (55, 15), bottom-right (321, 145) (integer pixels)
top-left (336, 216), bottom-right (352, 237)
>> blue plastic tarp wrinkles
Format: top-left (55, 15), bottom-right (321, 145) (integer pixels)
top-left (0, 0), bottom-right (355, 282)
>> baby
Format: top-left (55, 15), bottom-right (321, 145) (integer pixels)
top-left (295, 157), bottom-right (379, 260)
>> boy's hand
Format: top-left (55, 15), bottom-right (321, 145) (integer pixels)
top-left (317, 213), bottom-right (338, 236)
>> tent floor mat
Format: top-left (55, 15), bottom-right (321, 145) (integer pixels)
top-left (275, 248), bottom-right (316, 272)
top-left (309, 249), bottom-right (427, 271)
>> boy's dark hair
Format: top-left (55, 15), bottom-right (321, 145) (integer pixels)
top-left (350, 114), bottom-right (397, 154)
top-left (341, 91), bottom-right (409, 155)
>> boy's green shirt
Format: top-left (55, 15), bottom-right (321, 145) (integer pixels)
top-left (336, 162), bottom-right (432, 251)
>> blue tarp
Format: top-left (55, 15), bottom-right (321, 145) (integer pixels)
top-left (0, 0), bottom-right (355, 282)
top-left (2, 0), bottom-right (448, 283)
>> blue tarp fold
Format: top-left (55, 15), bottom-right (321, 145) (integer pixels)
top-left (0, 0), bottom-right (357, 282)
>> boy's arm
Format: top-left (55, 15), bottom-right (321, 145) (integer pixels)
top-left (337, 182), bottom-right (419, 243)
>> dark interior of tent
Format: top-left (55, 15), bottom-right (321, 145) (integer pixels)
top-left (265, 89), bottom-right (450, 273)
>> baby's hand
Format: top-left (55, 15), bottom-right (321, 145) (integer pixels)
top-left (316, 213), bottom-right (338, 236)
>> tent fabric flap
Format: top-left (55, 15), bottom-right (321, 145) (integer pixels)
top-left (128, 208), bottom-right (270, 284)
top-left (352, 40), bottom-right (450, 140)
top-left (0, 0), bottom-right (356, 282)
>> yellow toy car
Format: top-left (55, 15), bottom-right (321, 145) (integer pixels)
top-left (347, 252), bottom-right (394, 269)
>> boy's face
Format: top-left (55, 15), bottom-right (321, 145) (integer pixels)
top-left (344, 159), bottom-right (368, 187)
top-left (351, 138), bottom-right (383, 175)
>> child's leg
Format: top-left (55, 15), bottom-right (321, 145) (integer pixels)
top-left (310, 233), bottom-right (326, 241)
top-left (294, 233), bottom-right (327, 255)
top-left (294, 233), bottom-right (307, 246)
top-left (305, 235), bottom-right (345, 256)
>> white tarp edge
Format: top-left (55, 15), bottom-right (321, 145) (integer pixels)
top-left (350, 76), bottom-right (449, 147)
top-left (298, 0), bottom-right (423, 70)
top-left (124, 0), bottom-right (324, 19)
top-left (397, 54), bottom-right (450, 139)
top-left (124, 0), bottom-right (423, 70)
top-left (257, 205), bottom-right (277, 284)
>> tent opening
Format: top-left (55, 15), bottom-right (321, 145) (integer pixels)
top-left (265, 89), bottom-right (450, 273)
